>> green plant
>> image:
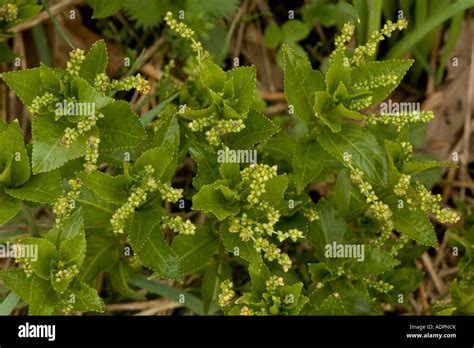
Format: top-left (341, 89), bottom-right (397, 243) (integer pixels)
top-left (87, 0), bottom-right (239, 63)
top-left (0, 0), bottom-right (42, 63)
top-left (0, 12), bottom-right (465, 316)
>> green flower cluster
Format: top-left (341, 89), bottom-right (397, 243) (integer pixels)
top-left (218, 279), bottom-right (235, 307)
top-left (61, 112), bottom-right (104, 147)
top-left (334, 23), bottom-right (355, 52)
top-left (352, 74), bottom-right (398, 91)
top-left (84, 136), bottom-right (100, 172)
top-left (161, 215), bottom-right (196, 235)
top-left (53, 261), bottom-right (79, 283)
top-left (157, 182), bottom-right (182, 203)
top-left (94, 72), bottom-right (151, 95)
top-left (414, 182), bottom-right (459, 224)
top-left (15, 254), bottom-right (33, 278)
top-left (303, 206), bottom-right (320, 222)
top-left (400, 141), bottom-right (413, 160)
top-left (188, 116), bottom-right (245, 146)
top-left (29, 92), bottom-right (57, 116)
top-left (348, 162), bottom-right (394, 245)
top-left (363, 278), bottom-right (394, 293)
top-left (389, 234), bottom-right (409, 257)
top-left (0, 3), bottom-right (18, 22)
top-left (227, 164), bottom-right (306, 271)
top-left (164, 11), bottom-right (204, 58)
top-left (226, 166), bottom-right (304, 271)
top-left (351, 19), bottom-right (408, 66)
top-left (66, 48), bottom-right (86, 77)
top-left (394, 174), bottom-right (411, 197)
top-left (53, 179), bottom-right (82, 229)
top-left (219, 275), bottom-right (299, 315)
top-left (111, 165), bottom-right (158, 234)
top-left (241, 164), bottom-right (277, 205)
top-left (266, 275), bottom-right (285, 292)
top-left (367, 110), bottom-right (434, 131)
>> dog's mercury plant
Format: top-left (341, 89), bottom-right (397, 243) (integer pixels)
top-left (0, 14), bottom-right (466, 316)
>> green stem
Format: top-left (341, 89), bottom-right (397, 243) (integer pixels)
top-left (0, 292), bottom-right (20, 315)
top-left (41, 0), bottom-right (75, 49)
top-left (21, 204), bottom-right (37, 236)
top-left (130, 274), bottom-right (206, 315)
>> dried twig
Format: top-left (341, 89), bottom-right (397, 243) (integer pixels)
top-left (11, 0), bottom-right (84, 33)
top-left (421, 253), bottom-right (446, 294)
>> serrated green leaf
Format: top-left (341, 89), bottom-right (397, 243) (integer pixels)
top-left (260, 132), bottom-right (295, 163)
top-left (80, 40), bottom-right (108, 84)
top-left (189, 138), bottom-right (220, 189)
top-left (261, 174), bottom-right (288, 206)
top-left (1, 67), bottom-right (45, 106)
top-left (293, 138), bottom-right (325, 193)
top-left (18, 237), bottom-right (58, 280)
top-left (29, 275), bottom-right (60, 315)
top-left (326, 51), bottom-right (351, 95)
top-left (68, 280), bottom-right (104, 313)
top-left (97, 100), bottom-right (146, 152)
top-left (0, 43), bottom-right (17, 64)
top-left (248, 262), bottom-right (271, 296)
top-left (201, 58), bottom-right (226, 92)
top-left (137, 225), bottom-right (180, 279)
top-left (109, 262), bottom-right (145, 300)
top-left (31, 116), bottom-right (90, 174)
top-left (60, 232), bottom-right (86, 268)
top-left (129, 206), bottom-right (164, 254)
top-left (330, 170), bottom-right (352, 216)
top-left (0, 120), bottom-right (30, 187)
top-left (87, 0), bottom-right (126, 18)
top-left (219, 162), bottom-right (240, 182)
top-left (201, 258), bottom-right (231, 314)
top-left (135, 145), bottom-right (174, 181)
top-left (77, 186), bottom-right (118, 229)
top-left (0, 190), bottom-right (21, 225)
top-left (347, 247), bottom-right (400, 279)
top-left (402, 159), bottom-right (457, 176)
top-left (309, 199), bottom-right (352, 260)
top-left (392, 203), bottom-right (438, 247)
top-left (308, 263), bottom-right (335, 283)
top-left (187, 0), bottom-right (239, 18)
top-left (5, 170), bottom-right (62, 204)
top-left (226, 66), bottom-right (256, 116)
top-left (309, 281), bottom-right (371, 315)
top-left (318, 123), bottom-right (387, 185)
top-left (282, 45), bottom-right (325, 122)
top-left (76, 171), bottom-right (128, 205)
top-left (39, 63), bottom-right (61, 93)
top-left (226, 110), bottom-right (279, 149)
top-left (314, 90), bottom-right (341, 132)
top-left (193, 182), bottom-right (240, 220)
top-left (70, 77), bottom-right (112, 110)
top-left (219, 223), bottom-right (262, 265)
top-left (351, 60), bottom-right (413, 106)
top-left (80, 229), bottom-right (119, 284)
top-left (151, 112), bottom-right (180, 150)
top-left (0, 269), bottom-right (32, 303)
top-left (264, 23), bottom-right (283, 49)
top-left (123, 0), bottom-right (171, 29)
top-left (172, 225), bottom-right (219, 275)
top-left (282, 20), bottom-right (310, 43)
